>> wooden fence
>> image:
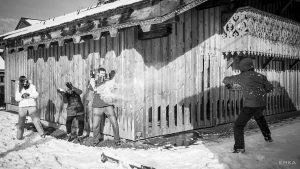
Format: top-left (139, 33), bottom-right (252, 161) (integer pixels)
top-left (5, 7), bottom-right (300, 140)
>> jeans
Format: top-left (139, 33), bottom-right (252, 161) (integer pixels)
top-left (234, 106), bottom-right (271, 150)
top-left (92, 106), bottom-right (120, 141)
top-left (84, 101), bottom-right (93, 136)
top-left (17, 107), bottom-right (45, 139)
top-left (66, 114), bottom-right (85, 136)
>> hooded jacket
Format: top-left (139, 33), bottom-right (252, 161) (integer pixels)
top-left (15, 84), bottom-right (39, 107)
top-left (223, 58), bottom-right (273, 107)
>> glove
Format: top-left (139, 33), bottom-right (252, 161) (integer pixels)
top-left (57, 88), bottom-right (65, 93)
top-left (225, 84), bottom-right (232, 89)
top-left (90, 70), bottom-right (95, 78)
top-left (66, 82), bottom-right (73, 90)
top-left (95, 79), bottom-right (102, 87)
top-left (21, 93), bottom-right (30, 98)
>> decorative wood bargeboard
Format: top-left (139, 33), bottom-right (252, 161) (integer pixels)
top-left (3, 0), bottom-right (208, 50)
top-left (222, 6), bottom-right (300, 58)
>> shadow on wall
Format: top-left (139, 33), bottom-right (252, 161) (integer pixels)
top-left (177, 80), bottom-right (297, 130)
top-left (45, 100), bottom-right (56, 122)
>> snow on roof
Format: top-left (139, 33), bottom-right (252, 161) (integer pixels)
top-left (0, 27), bottom-right (28, 39)
top-left (3, 0), bottom-right (144, 40)
top-left (25, 18), bottom-right (43, 25)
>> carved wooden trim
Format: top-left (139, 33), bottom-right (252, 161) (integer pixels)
top-left (45, 42), bottom-right (51, 48)
top-left (58, 40), bottom-right (64, 47)
top-left (223, 7), bottom-right (300, 45)
top-left (5, 0), bottom-right (208, 49)
top-left (33, 45), bottom-right (39, 50)
top-left (92, 30), bottom-right (102, 40)
top-left (222, 6), bottom-right (300, 58)
top-left (140, 23), bottom-right (152, 32)
top-left (73, 36), bottom-right (81, 43)
top-left (109, 28), bottom-right (118, 37)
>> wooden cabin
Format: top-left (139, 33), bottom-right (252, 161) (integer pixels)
top-left (1, 0), bottom-right (299, 140)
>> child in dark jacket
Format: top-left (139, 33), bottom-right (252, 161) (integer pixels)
top-left (57, 82), bottom-right (85, 141)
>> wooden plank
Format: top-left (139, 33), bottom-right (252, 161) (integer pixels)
top-left (74, 43), bottom-right (79, 55)
top-left (127, 27), bottom-right (137, 139)
top-left (117, 31), bottom-right (126, 138)
top-left (89, 39), bottom-right (95, 54)
top-left (296, 64), bottom-right (300, 110)
top-left (84, 41), bottom-right (89, 59)
top-left (79, 42), bottom-right (84, 59)
top-left (191, 8), bottom-right (198, 128)
top-left (70, 43), bottom-right (74, 59)
top-left (161, 36), bottom-right (168, 134)
top-left (36, 50), bottom-right (44, 119)
top-left (143, 38), bottom-right (151, 137)
top-left (184, 10), bottom-right (192, 130)
top-left (51, 47), bottom-right (59, 123)
top-left (43, 47), bottom-right (51, 122)
top-left (176, 14), bottom-right (185, 132)
top-left (95, 39), bottom-right (100, 53)
top-left (152, 37), bottom-right (160, 136)
top-left (86, 45), bottom-right (96, 131)
top-left (168, 21), bottom-right (177, 133)
top-left (203, 8), bottom-right (210, 126)
top-left (48, 53), bottom-right (54, 122)
top-left (100, 35), bottom-right (106, 59)
top-left (4, 52), bottom-right (9, 103)
top-left (198, 9), bottom-right (204, 127)
top-left (209, 7), bottom-right (216, 126)
top-left (214, 6), bottom-right (222, 125)
top-left (103, 33), bottom-right (114, 136)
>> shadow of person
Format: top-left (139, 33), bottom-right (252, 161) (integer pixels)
top-left (0, 134), bottom-right (52, 158)
top-left (45, 100), bottom-right (57, 122)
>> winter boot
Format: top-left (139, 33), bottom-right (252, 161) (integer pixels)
top-left (92, 137), bottom-right (103, 146)
top-left (114, 139), bottom-right (121, 146)
top-left (264, 134), bottom-right (273, 142)
top-left (77, 135), bottom-right (85, 143)
top-left (67, 134), bottom-right (76, 142)
top-left (233, 149), bottom-right (245, 153)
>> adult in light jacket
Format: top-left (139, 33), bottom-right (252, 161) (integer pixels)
top-left (15, 76), bottom-right (45, 139)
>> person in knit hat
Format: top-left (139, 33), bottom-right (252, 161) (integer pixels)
top-left (57, 82), bottom-right (85, 142)
top-left (15, 76), bottom-right (45, 139)
top-left (223, 57), bottom-right (274, 153)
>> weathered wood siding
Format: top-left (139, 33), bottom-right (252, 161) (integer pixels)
top-left (5, 7), bottom-right (300, 140)
top-left (5, 28), bottom-right (144, 140)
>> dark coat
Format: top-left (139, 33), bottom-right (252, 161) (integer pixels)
top-left (223, 70), bottom-right (273, 108)
top-left (60, 87), bottom-right (84, 116)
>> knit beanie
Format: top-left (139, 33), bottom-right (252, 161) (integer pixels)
top-left (238, 58), bottom-right (254, 72)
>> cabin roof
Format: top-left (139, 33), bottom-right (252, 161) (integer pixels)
top-left (1, 0), bottom-right (144, 40)
top-left (15, 17), bottom-right (44, 30)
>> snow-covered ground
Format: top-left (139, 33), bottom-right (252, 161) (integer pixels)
top-left (0, 111), bottom-right (299, 169)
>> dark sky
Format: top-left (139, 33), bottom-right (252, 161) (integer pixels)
top-left (0, 0), bottom-right (98, 34)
